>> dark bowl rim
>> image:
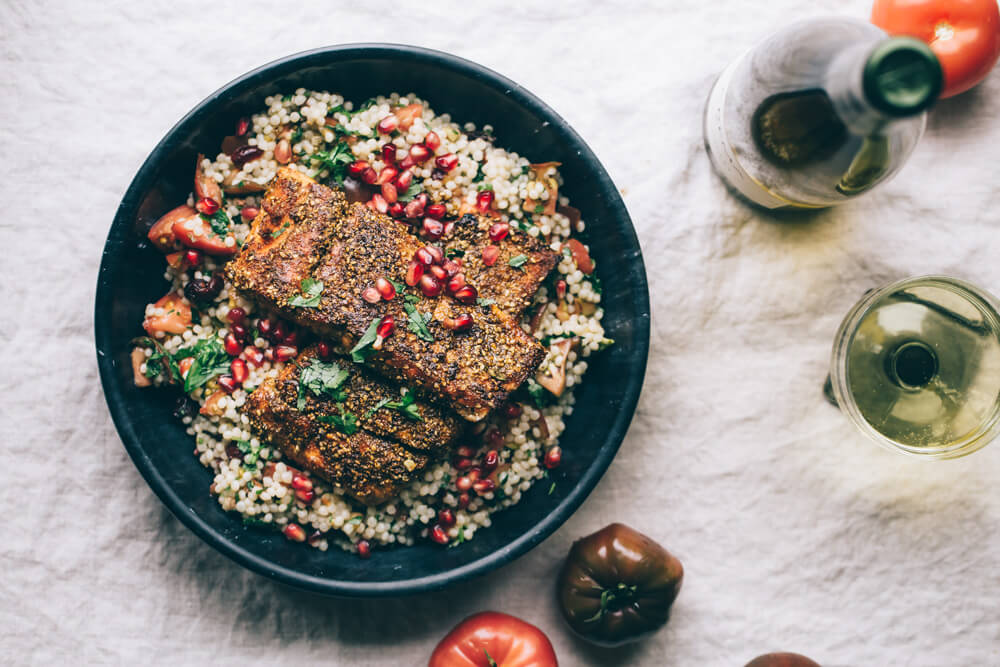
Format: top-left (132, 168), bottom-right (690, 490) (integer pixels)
top-left (95, 43), bottom-right (650, 597)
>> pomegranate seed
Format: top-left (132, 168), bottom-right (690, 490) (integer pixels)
top-left (291, 474), bottom-right (313, 491)
top-left (217, 375), bottom-right (238, 394)
top-left (295, 488), bottom-right (315, 503)
top-left (443, 313), bottom-right (473, 331)
top-left (388, 202), bottom-right (404, 218)
top-left (382, 143), bottom-right (397, 164)
top-left (183, 249), bottom-right (203, 267)
top-left (544, 446), bottom-right (562, 469)
top-left (224, 333), bottom-right (242, 356)
top-left (243, 346), bottom-right (264, 368)
top-left (453, 457), bottom-right (473, 471)
top-left (555, 279), bottom-right (567, 299)
top-left (430, 524), bottom-right (449, 545)
top-left (371, 193), bottom-right (389, 214)
top-left (486, 427), bottom-right (504, 448)
top-left (376, 277), bottom-right (396, 300)
top-left (425, 245), bottom-right (444, 265)
top-left (377, 166), bottom-right (398, 185)
top-left (307, 530), bottom-right (324, 547)
top-left (424, 131), bottom-right (441, 151)
top-left (361, 167), bottom-right (378, 185)
top-left (443, 220), bottom-right (455, 237)
top-left (482, 245), bottom-right (500, 266)
top-left (274, 345), bottom-right (298, 362)
top-left (409, 144), bottom-right (431, 162)
top-left (196, 197), bottom-right (219, 215)
top-left (453, 285), bottom-right (478, 305)
top-left (381, 182), bottom-right (398, 204)
top-left (373, 315), bottom-right (395, 350)
top-left (398, 154), bottom-right (416, 170)
top-left (226, 307), bottom-right (246, 324)
top-left (240, 206), bottom-right (259, 222)
top-left (438, 508), bottom-right (456, 527)
top-left (435, 153), bottom-right (458, 171)
top-left (477, 189), bottom-right (495, 211)
top-left (231, 323), bottom-right (248, 342)
top-left (429, 265), bottom-right (448, 281)
top-left (377, 115), bottom-right (399, 134)
top-left (456, 445), bottom-right (476, 458)
top-left (425, 202), bottom-right (446, 220)
top-left (446, 273), bottom-right (466, 294)
top-left (456, 476), bottom-right (473, 493)
top-left (473, 479), bottom-right (496, 495)
top-left (483, 450), bottom-right (499, 472)
top-left (422, 218), bottom-right (444, 239)
top-left (457, 493), bottom-right (471, 509)
top-left (271, 321), bottom-right (287, 343)
top-left (357, 539), bottom-right (372, 559)
top-left (404, 197), bottom-right (425, 219)
top-left (405, 260), bottom-right (424, 286)
top-left (235, 116), bottom-right (250, 136)
top-left (283, 523), bottom-right (307, 543)
top-left (488, 221), bottom-right (509, 242)
top-left (504, 403), bottom-right (523, 418)
top-left (263, 347), bottom-right (275, 362)
top-left (362, 286), bottom-right (381, 304)
top-left (257, 319), bottom-right (273, 338)
top-left (316, 341), bottom-right (332, 360)
top-left (283, 330), bottom-right (299, 347)
top-left (230, 358), bottom-right (248, 384)
top-left (414, 247), bottom-right (435, 266)
top-left (442, 259), bottom-right (461, 277)
top-left (348, 160), bottom-right (369, 176)
top-left (419, 274), bottom-right (443, 297)
top-left (395, 168), bottom-right (413, 190)
top-left (230, 145), bottom-right (263, 168)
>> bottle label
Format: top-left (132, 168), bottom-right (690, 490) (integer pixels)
top-left (704, 54), bottom-right (788, 209)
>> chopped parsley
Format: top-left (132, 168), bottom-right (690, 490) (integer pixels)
top-left (403, 301), bottom-right (434, 342)
top-left (525, 377), bottom-right (555, 409)
top-left (472, 162), bottom-right (486, 183)
top-left (317, 406), bottom-right (359, 435)
top-left (397, 182), bottom-right (423, 203)
top-left (363, 388), bottom-right (422, 421)
top-left (297, 359), bottom-right (351, 409)
top-left (202, 209), bottom-right (231, 238)
top-left (267, 221), bottom-right (290, 239)
top-left (289, 278), bottom-right (323, 308)
top-left (534, 204), bottom-right (544, 214)
top-left (445, 248), bottom-right (465, 259)
top-left (133, 336), bottom-right (180, 383)
top-left (476, 297), bottom-right (496, 309)
top-left (388, 277), bottom-right (406, 294)
top-left (549, 481), bottom-right (557, 495)
top-left (477, 182), bottom-right (493, 192)
top-left (508, 254), bottom-right (529, 270)
top-left (308, 143), bottom-right (354, 184)
top-left (350, 317), bottom-right (381, 363)
top-left (235, 439), bottom-right (261, 467)
top-left (177, 337), bottom-right (231, 393)
top-left (290, 126), bottom-right (304, 144)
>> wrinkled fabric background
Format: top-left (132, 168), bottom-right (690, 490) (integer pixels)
top-left (3, 0), bottom-right (1000, 665)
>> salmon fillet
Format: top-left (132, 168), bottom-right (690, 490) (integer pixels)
top-left (228, 168), bottom-right (554, 421)
top-left (244, 345), bottom-right (464, 505)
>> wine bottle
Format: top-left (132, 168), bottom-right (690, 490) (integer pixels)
top-left (704, 18), bottom-right (943, 209)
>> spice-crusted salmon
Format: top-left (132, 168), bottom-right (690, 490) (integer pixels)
top-left (245, 346), bottom-right (464, 504)
top-left (227, 168), bottom-right (552, 421)
top-left (443, 214), bottom-right (558, 318)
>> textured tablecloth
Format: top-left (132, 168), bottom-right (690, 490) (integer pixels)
top-left (4, 1), bottom-right (1000, 664)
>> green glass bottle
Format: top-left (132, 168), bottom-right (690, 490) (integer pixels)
top-left (705, 18), bottom-right (943, 209)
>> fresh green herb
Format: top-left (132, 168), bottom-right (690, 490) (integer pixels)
top-left (290, 126), bottom-right (304, 144)
top-left (472, 162), bottom-right (486, 183)
top-left (384, 389), bottom-right (422, 421)
top-left (396, 182), bottom-right (423, 203)
top-left (521, 165), bottom-right (531, 176)
top-left (133, 336), bottom-right (180, 383)
top-left (508, 254), bottom-right (529, 270)
top-left (448, 528), bottom-right (470, 548)
top-left (597, 338), bottom-right (615, 351)
top-left (549, 481), bottom-right (557, 495)
top-left (202, 209), bottom-right (231, 238)
top-left (332, 123), bottom-right (360, 139)
top-left (476, 297), bottom-right (496, 309)
top-left (235, 439), bottom-right (261, 467)
top-left (588, 274), bottom-right (603, 295)
top-left (346, 516), bottom-right (363, 525)
top-left (317, 406), bottom-right (359, 435)
top-left (363, 397), bottom-right (392, 420)
top-left (351, 317), bottom-right (381, 363)
top-left (243, 517), bottom-right (271, 529)
top-left (356, 98), bottom-right (377, 113)
top-left (445, 248), bottom-right (465, 259)
top-left (404, 293), bottom-right (421, 305)
top-left (267, 221), bottom-right (290, 239)
top-left (308, 143), bottom-right (354, 184)
top-left (282, 94), bottom-right (292, 102)
top-left (540, 333), bottom-right (575, 347)
top-left (289, 278), bottom-right (323, 308)
top-left (525, 378), bottom-right (555, 409)
top-left (534, 204), bottom-right (544, 214)
top-left (484, 650), bottom-right (498, 667)
top-left (477, 182), bottom-right (493, 192)
top-left (403, 301), bottom-right (434, 342)
top-left (388, 278), bottom-right (406, 294)
top-left (177, 338), bottom-right (231, 393)
top-left (297, 359), bottom-right (351, 409)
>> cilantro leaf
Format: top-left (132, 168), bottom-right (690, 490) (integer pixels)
top-left (297, 359), bottom-right (351, 409)
top-left (202, 209), bottom-right (231, 238)
top-left (445, 248), bottom-right (465, 259)
top-left (177, 338), bottom-right (231, 393)
top-left (289, 278), bottom-right (323, 308)
top-left (385, 389), bottom-right (423, 421)
top-left (508, 254), bottom-right (529, 270)
top-left (363, 397), bottom-right (392, 420)
top-left (397, 182), bottom-right (423, 203)
top-left (403, 301), bottom-right (434, 342)
top-left (308, 143), bottom-right (354, 184)
top-left (525, 377), bottom-right (555, 409)
top-left (317, 406), bottom-right (358, 435)
top-left (351, 317), bottom-right (381, 363)
top-left (388, 278), bottom-right (406, 294)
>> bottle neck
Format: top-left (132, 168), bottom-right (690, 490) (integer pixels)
top-left (824, 43), bottom-right (896, 137)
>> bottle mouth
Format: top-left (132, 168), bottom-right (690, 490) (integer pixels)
top-left (885, 340), bottom-right (938, 389)
top-left (863, 36), bottom-right (943, 117)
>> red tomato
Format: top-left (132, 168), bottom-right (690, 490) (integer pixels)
top-left (428, 612), bottom-right (558, 667)
top-left (147, 205), bottom-right (199, 251)
top-left (142, 292), bottom-right (192, 335)
top-left (872, 0), bottom-right (1000, 98)
top-left (171, 210), bottom-right (237, 256)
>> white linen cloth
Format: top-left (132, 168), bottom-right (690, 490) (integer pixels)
top-left (3, 1), bottom-right (999, 664)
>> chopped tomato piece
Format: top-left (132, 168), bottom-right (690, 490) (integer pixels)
top-left (524, 162), bottom-right (561, 216)
top-left (142, 292), bottom-right (192, 336)
top-left (171, 213), bottom-right (237, 256)
top-left (200, 390), bottom-right (227, 417)
top-left (564, 238), bottom-right (594, 275)
top-left (165, 252), bottom-right (185, 270)
top-left (131, 347), bottom-right (152, 387)
top-left (393, 103), bottom-right (423, 131)
top-left (147, 205), bottom-right (199, 252)
top-left (194, 153), bottom-right (223, 204)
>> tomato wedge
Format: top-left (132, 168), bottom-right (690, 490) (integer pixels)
top-left (394, 103), bottom-right (424, 131)
top-left (429, 612), bottom-right (558, 667)
top-left (872, 0), bottom-right (1000, 98)
top-left (142, 292), bottom-right (192, 336)
top-left (171, 212), bottom-right (237, 256)
top-left (564, 239), bottom-right (594, 275)
top-left (147, 205), bottom-right (198, 252)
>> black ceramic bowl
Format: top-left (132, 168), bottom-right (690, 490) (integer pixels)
top-left (95, 44), bottom-right (649, 597)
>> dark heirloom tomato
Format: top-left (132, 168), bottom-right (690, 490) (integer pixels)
top-left (428, 612), bottom-right (558, 667)
top-left (557, 523), bottom-right (683, 646)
